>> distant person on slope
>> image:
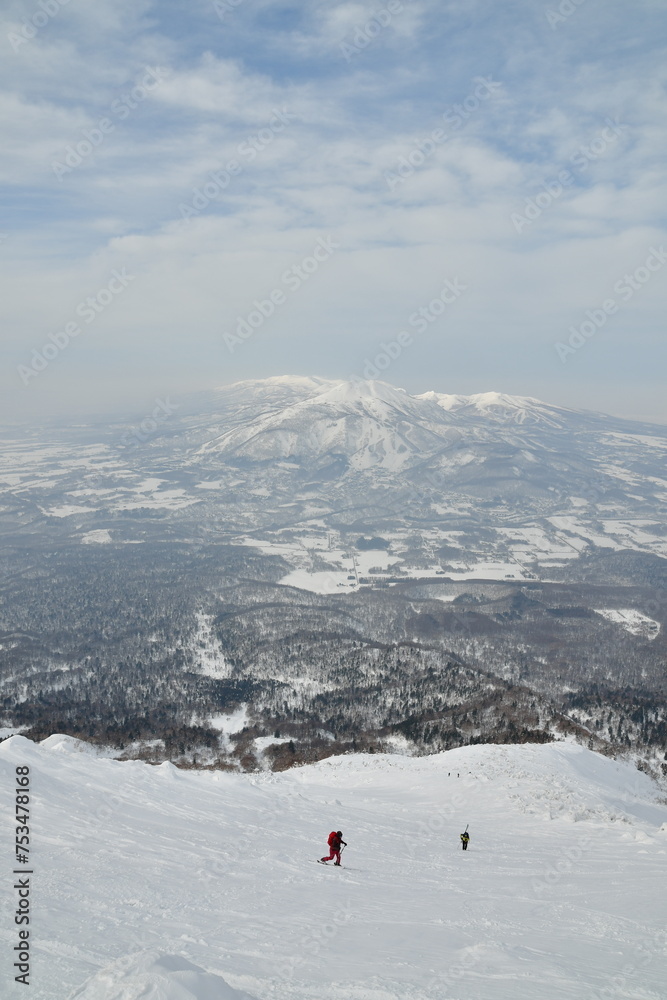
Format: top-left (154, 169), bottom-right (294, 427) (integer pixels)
top-left (321, 830), bottom-right (347, 865)
top-left (460, 831), bottom-right (470, 851)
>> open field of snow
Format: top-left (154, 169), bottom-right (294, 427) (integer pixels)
top-left (436, 561), bottom-right (526, 581)
top-left (80, 530), bottom-right (113, 545)
top-left (1, 737), bottom-right (666, 1000)
top-left (594, 609), bottom-right (661, 640)
top-left (278, 568), bottom-right (354, 593)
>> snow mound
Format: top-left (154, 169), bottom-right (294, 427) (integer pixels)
top-left (68, 951), bottom-right (258, 1000)
top-left (39, 734), bottom-right (120, 758)
top-left (300, 741), bottom-right (666, 827)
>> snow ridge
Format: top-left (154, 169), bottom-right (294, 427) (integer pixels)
top-left (68, 951), bottom-right (257, 1000)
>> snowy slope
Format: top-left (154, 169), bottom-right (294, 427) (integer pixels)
top-left (2, 737), bottom-right (666, 1000)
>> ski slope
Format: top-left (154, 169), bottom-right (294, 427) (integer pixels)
top-left (1, 736), bottom-right (666, 999)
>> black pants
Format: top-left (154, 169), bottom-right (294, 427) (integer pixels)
top-left (462, 842), bottom-right (468, 850)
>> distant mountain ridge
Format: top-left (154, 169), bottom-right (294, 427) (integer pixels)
top-left (418, 389), bottom-right (583, 428)
top-left (180, 377), bottom-right (667, 507)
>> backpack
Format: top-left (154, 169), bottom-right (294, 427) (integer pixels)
top-left (328, 831), bottom-right (339, 847)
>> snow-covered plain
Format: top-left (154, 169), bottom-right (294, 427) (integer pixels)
top-left (1, 737), bottom-right (666, 1000)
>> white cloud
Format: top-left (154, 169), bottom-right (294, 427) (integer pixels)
top-left (1, 0), bottom-right (666, 422)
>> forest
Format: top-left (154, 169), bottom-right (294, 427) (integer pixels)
top-left (1, 538), bottom-right (666, 780)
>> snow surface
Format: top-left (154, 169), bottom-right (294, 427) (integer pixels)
top-left (254, 736), bottom-right (293, 752)
top-left (436, 561), bottom-right (526, 581)
top-left (1, 737), bottom-right (666, 1000)
top-left (39, 734), bottom-right (120, 757)
top-left (43, 505), bottom-right (98, 517)
top-left (207, 705), bottom-right (250, 734)
top-left (80, 530), bottom-right (113, 545)
top-left (278, 568), bottom-right (353, 593)
top-left (0, 726), bottom-right (28, 738)
top-left (419, 390), bottom-right (577, 427)
top-left (68, 951), bottom-right (256, 999)
top-left (594, 608), bottom-right (661, 640)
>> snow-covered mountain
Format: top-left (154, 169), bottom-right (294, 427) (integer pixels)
top-left (194, 378), bottom-right (586, 468)
top-left (175, 377), bottom-right (667, 514)
top-left (197, 379), bottom-right (457, 471)
top-left (3, 734), bottom-right (666, 1000)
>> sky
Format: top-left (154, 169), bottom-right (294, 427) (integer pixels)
top-left (1, 0), bottom-right (666, 425)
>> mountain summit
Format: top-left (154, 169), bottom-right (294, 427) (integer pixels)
top-left (198, 378), bottom-right (457, 471)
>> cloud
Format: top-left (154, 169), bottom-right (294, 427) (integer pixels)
top-left (1, 0), bottom-right (666, 422)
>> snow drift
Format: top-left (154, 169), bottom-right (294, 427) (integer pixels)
top-left (68, 951), bottom-right (258, 1000)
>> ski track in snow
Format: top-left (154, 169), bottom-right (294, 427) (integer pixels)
top-left (1, 738), bottom-right (666, 1000)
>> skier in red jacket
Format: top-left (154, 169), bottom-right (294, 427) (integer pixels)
top-left (320, 830), bottom-right (347, 865)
